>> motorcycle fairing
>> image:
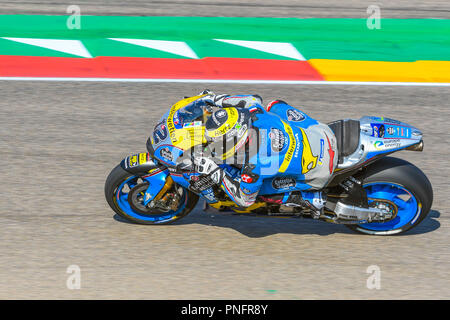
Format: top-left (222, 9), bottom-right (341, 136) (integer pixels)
top-left (153, 144), bottom-right (185, 167)
top-left (258, 175), bottom-right (314, 195)
top-left (336, 116), bottom-right (423, 171)
top-left (248, 109), bottom-right (337, 190)
top-left (154, 94), bottom-right (207, 146)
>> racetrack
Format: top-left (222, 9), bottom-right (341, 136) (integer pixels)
top-left (0, 0), bottom-right (450, 300)
top-left (0, 81), bottom-right (449, 299)
top-left (2, 0), bottom-right (450, 18)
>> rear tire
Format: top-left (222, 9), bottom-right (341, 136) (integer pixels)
top-left (105, 164), bottom-right (199, 225)
top-left (347, 157), bottom-right (433, 235)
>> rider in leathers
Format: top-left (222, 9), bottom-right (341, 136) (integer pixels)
top-left (185, 91), bottom-right (338, 213)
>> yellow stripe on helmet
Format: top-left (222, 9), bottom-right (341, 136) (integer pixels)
top-left (220, 130), bottom-right (249, 160)
top-left (206, 107), bottom-right (239, 138)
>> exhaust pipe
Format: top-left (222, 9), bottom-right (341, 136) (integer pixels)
top-left (405, 140), bottom-right (424, 152)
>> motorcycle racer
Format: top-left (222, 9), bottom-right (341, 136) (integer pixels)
top-left (188, 91), bottom-right (338, 213)
top-left (106, 90), bottom-right (432, 234)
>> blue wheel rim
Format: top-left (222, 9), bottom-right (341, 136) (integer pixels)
top-left (358, 182), bottom-right (421, 232)
top-left (114, 175), bottom-right (187, 223)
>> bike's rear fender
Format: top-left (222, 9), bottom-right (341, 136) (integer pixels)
top-left (336, 116), bottom-right (423, 172)
top-left (361, 116), bottom-right (423, 160)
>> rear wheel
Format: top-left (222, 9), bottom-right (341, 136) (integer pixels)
top-left (105, 164), bottom-right (199, 225)
top-left (347, 157), bottom-right (433, 235)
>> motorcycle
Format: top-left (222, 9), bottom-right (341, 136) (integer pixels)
top-left (105, 95), bottom-right (433, 235)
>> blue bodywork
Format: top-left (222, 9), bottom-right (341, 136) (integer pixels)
top-left (115, 100), bottom-right (424, 231)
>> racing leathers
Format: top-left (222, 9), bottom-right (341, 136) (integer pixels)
top-left (187, 93), bottom-right (338, 211)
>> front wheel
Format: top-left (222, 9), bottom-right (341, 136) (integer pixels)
top-left (105, 164), bottom-right (199, 225)
top-left (347, 157), bottom-right (433, 235)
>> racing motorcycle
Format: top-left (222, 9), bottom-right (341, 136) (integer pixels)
top-left (105, 95), bottom-right (433, 235)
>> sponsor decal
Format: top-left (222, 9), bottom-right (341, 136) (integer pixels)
top-left (209, 108), bottom-right (239, 138)
top-left (128, 155), bottom-right (138, 167)
top-left (325, 134), bottom-right (335, 174)
top-left (374, 141), bottom-right (384, 150)
top-left (190, 174), bottom-right (217, 192)
top-left (272, 177), bottom-right (296, 190)
top-left (286, 109), bottom-right (306, 122)
top-left (215, 110), bottom-right (227, 118)
top-left (383, 139), bottom-right (402, 149)
top-left (211, 112), bottom-right (222, 126)
top-left (237, 123), bottom-right (248, 138)
top-left (300, 128), bottom-right (318, 174)
top-left (371, 124), bottom-right (385, 138)
top-left (160, 147), bottom-right (173, 162)
top-left (141, 168), bottom-right (163, 178)
top-left (318, 139), bottom-right (325, 165)
top-left (279, 122), bottom-right (296, 173)
top-left (293, 133), bottom-right (301, 158)
top-left (374, 139), bottom-right (402, 150)
top-left (269, 128), bottom-right (288, 153)
top-left (225, 128), bottom-right (237, 138)
top-left (241, 174), bottom-right (253, 183)
top-left (387, 127), bottom-right (395, 135)
top-left (128, 153), bottom-right (149, 168)
top-left (183, 121), bottom-right (202, 128)
top-left (152, 121), bottom-right (168, 145)
top-left (139, 153), bottom-right (148, 164)
top-left (388, 127), bottom-right (411, 138)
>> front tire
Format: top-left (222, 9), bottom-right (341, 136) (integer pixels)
top-left (347, 157), bottom-right (433, 235)
top-left (105, 164), bottom-right (199, 225)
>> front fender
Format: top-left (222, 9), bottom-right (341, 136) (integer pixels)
top-left (120, 152), bottom-right (160, 174)
top-left (120, 152), bottom-right (170, 204)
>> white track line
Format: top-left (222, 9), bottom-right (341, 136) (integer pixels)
top-left (0, 77), bottom-right (450, 86)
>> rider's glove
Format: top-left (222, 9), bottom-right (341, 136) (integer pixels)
top-left (193, 157), bottom-right (223, 184)
top-left (199, 89), bottom-right (214, 95)
top-left (198, 89), bottom-right (217, 112)
top-left (198, 90), bottom-right (228, 108)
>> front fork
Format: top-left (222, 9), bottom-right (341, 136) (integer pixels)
top-left (121, 152), bottom-right (171, 207)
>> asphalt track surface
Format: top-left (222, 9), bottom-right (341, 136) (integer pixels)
top-left (0, 81), bottom-right (449, 299)
top-left (0, 1), bottom-right (450, 300)
top-left (1, 0), bottom-right (450, 18)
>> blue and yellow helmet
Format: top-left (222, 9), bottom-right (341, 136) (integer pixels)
top-left (205, 107), bottom-right (251, 160)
